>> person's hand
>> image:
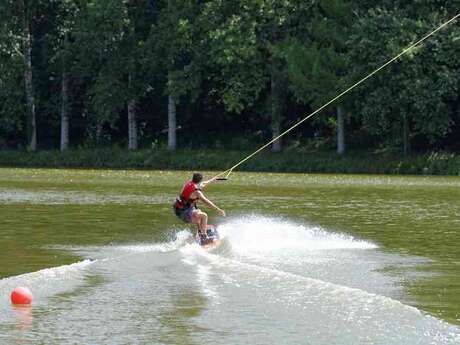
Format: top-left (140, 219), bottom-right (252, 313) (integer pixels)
top-left (218, 209), bottom-right (226, 217)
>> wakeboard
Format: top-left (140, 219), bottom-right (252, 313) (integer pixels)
top-left (196, 224), bottom-right (221, 250)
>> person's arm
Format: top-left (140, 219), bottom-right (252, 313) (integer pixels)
top-left (199, 176), bottom-right (219, 189)
top-left (196, 191), bottom-right (226, 216)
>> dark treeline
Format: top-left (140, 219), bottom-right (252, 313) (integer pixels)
top-left (1, 0), bottom-right (460, 156)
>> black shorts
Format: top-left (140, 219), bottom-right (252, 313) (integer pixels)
top-left (174, 206), bottom-right (198, 223)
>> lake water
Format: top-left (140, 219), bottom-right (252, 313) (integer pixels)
top-left (0, 168), bottom-right (459, 344)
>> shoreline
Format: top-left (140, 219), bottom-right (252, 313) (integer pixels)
top-left (0, 148), bottom-right (459, 176)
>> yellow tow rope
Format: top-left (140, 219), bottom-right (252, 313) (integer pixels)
top-left (212, 13), bottom-right (460, 181)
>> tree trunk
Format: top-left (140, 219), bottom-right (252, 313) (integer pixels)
top-left (168, 94), bottom-right (177, 151)
top-left (271, 64), bottom-right (282, 152)
top-left (271, 118), bottom-right (282, 152)
top-left (403, 113), bottom-right (410, 157)
top-left (128, 99), bottom-right (137, 150)
top-left (60, 68), bottom-right (69, 151)
top-left (23, 5), bottom-right (36, 151)
top-left (127, 73), bottom-right (137, 150)
top-left (337, 105), bottom-right (346, 155)
top-left (96, 122), bottom-right (103, 144)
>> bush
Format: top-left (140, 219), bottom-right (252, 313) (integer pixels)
top-left (0, 148), bottom-right (459, 176)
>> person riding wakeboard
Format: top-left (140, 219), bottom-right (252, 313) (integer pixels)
top-left (173, 173), bottom-right (226, 244)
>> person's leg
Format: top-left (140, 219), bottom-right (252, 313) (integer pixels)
top-left (190, 209), bottom-right (208, 233)
top-left (197, 210), bottom-right (208, 233)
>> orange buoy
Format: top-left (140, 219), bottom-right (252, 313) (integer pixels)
top-left (11, 287), bottom-right (33, 305)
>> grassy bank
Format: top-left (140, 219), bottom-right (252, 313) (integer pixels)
top-left (0, 148), bottom-right (459, 175)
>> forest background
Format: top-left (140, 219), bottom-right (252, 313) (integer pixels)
top-left (1, 0), bottom-right (460, 174)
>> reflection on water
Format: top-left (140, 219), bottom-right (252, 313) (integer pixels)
top-left (8, 306), bottom-right (33, 345)
top-left (12, 305), bottom-right (33, 331)
top-left (158, 289), bottom-right (210, 345)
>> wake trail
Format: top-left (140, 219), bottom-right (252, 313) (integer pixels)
top-left (181, 245), bottom-right (460, 343)
top-left (217, 215), bottom-right (377, 252)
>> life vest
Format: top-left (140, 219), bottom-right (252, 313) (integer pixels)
top-left (174, 181), bottom-right (200, 210)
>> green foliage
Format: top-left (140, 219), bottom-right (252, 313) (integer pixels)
top-left (201, 0), bottom-right (268, 113)
top-left (0, 1), bottom-right (25, 144)
top-left (0, 148), bottom-right (459, 176)
top-left (347, 8), bottom-right (460, 150)
top-left (147, 0), bottom-right (203, 101)
top-left (0, 0), bottom-right (459, 159)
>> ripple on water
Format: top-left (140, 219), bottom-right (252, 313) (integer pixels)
top-left (0, 189), bottom-right (169, 205)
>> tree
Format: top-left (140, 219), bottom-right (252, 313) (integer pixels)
top-left (51, 0), bottom-right (80, 151)
top-left (1, 0), bottom-right (459, 154)
top-left (2, 0), bottom-right (41, 151)
top-left (0, 1), bottom-right (26, 148)
top-left (73, 0), bottom-right (125, 145)
top-left (348, 8), bottom-right (460, 154)
top-left (282, 0), bottom-right (352, 154)
top-left (21, 0), bottom-right (37, 150)
top-left (124, 0), bottom-right (157, 150)
top-left (149, 0), bottom-right (203, 151)
top-left (73, 0), bottom-right (154, 149)
top-left (201, 0), bottom-right (314, 151)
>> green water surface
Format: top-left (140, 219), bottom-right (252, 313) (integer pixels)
top-left (0, 168), bottom-right (458, 326)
